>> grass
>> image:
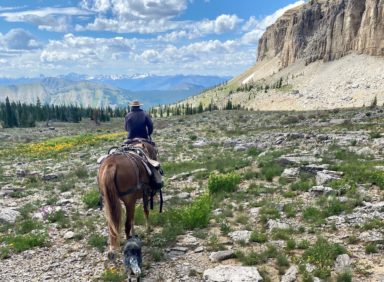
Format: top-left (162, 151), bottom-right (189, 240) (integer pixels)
top-left (15, 218), bottom-right (42, 234)
top-left (303, 237), bottom-right (347, 279)
top-left (88, 234), bottom-right (108, 252)
top-left (259, 202), bottom-right (280, 223)
top-left (150, 194), bottom-right (211, 248)
top-left (362, 217), bottom-right (384, 230)
top-left (1, 233), bottom-right (48, 253)
top-left (47, 210), bottom-right (70, 228)
top-left (101, 267), bottom-right (126, 282)
top-left (302, 207), bottom-right (324, 225)
top-left (337, 271), bottom-right (353, 282)
top-left (250, 230), bottom-right (268, 243)
top-left (236, 244), bottom-right (279, 266)
top-left (82, 189), bottom-right (100, 209)
top-left (365, 243), bottom-right (378, 254)
top-left (208, 172), bottom-right (241, 194)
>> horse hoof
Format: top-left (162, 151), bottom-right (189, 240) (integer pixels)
top-left (107, 250), bottom-right (116, 260)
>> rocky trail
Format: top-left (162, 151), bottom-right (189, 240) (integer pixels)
top-left (0, 108), bottom-right (383, 281)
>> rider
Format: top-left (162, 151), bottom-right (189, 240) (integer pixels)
top-left (125, 100), bottom-right (153, 140)
top-left (124, 100), bottom-right (163, 189)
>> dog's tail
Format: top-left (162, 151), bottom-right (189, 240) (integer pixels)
top-left (100, 163), bottom-right (121, 248)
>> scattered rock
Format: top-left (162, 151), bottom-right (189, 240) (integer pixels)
top-left (316, 170), bottom-right (342, 185)
top-left (228, 230), bottom-right (252, 243)
top-left (203, 265), bottom-right (262, 282)
top-left (209, 250), bottom-right (235, 262)
top-left (309, 185), bottom-right (334, 195)
top-left (281, 265), bottom-right (298, 282)
top-left (267, 219), bottom-right (290, 231)
top-left (281, 168), bottom-right (300, 179)
top-left (334, 254), bottom-right (351, 273)
top-left (64, 231), bottom-right (75, 239)
top-left (0, 208), bottom-right (20, 223)
top-left (42, 174), bottom-right (59, 181)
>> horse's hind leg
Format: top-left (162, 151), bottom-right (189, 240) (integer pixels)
top-left (125, 203), bottom-right (135, 239)
top-left (144, 203), bottom-right (150, 233)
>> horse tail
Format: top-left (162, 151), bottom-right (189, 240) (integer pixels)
top-left (101, 164), bottom-right (121, 245)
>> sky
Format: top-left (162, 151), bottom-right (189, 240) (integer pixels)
top-left (0, 0), bottom-right (305, 78)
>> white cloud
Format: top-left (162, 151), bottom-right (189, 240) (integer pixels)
top-left (0, 28), bottom-right (41, 50)
top-left (0, 7), bottom-right (92, 32)
top-left (82, 0), bottom-right (188, 19)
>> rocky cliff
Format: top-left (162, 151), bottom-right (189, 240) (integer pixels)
top-left (258, 0), bottom-right (384, 68)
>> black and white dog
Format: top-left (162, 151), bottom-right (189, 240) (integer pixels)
top-left (123, 236), bottom-right (142, 281)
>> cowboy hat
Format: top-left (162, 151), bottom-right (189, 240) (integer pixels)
top-left (129, 100), bottom-right (142, 107)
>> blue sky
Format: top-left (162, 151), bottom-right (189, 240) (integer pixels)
top-left (0, 0), bottom-right (305, 77)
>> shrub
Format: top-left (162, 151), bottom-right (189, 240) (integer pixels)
top-left (365, 243), bottom-right (378, 254)
top-left (47, 210), bottom-right (70, 228)
top-left (259, 202), bottom-right (280, 223)
top-left (101, 267), bottom-right (126, 282)
top-left (208, 172), bottom-right (241, 194)
top-left (82, 189), bottom-right (100, 209)
top-left (250, 230), bottom-right (268, 243)
top-left (15, 218), bottom-right (42, 234)
top-left (261, 162), bottom-right (284, 182)
top-left (88, 234), bottom-right (108, 252)
top-left (337, 271), bottom-right (352, 282)
top-left (74, 166), bottom-right (89, 178)
top-left (302, 207), bottom-right (324, 224)
top-left (2, 234), bottom-right (48, 253)
top-left (303, 237), bottom-right (346, 278)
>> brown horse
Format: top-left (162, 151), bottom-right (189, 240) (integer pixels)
top-left (97, 140), bottom-right (158, 255)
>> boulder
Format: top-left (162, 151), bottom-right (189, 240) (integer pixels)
top-left (203, 265), bottom-right (262, 282)
top-left (209, 250), bottom-right (235, 262)
top-left (316, 170), bottom-right (342, 185)
top-left (334, 254), bottom-right (351, 273)
top-left (0, 208), bottom-right (20, 223)
top-left (281, 168), bottom-right (300, 179)
top-left (228, 230), bottom-right (252, 243)
top-left (281, 265), bottom-right (298, 282)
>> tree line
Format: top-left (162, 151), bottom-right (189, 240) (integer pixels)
top-left (149, 100), bottom-right (244, 117)
top-left (0, 97), bottom-right (127, 128)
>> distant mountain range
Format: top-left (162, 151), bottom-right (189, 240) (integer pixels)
top-left (0, 74), bottom-right (230, 108)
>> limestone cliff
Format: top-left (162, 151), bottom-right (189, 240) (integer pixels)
top-left (257, 0), bottom-right (384, 68)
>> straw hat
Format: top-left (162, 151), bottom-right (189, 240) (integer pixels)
top-left (129, 100), bottom-right (142, 107)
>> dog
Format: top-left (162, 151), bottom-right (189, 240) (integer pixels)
top-left (123, 235), bottom-right (142, 281)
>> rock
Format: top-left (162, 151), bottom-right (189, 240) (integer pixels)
top-left (170, 168), bottom-right (207, 180)
top-left (257, 0), bottom-right (384, 68)
top-left (64, 231), bottom-right (75, 239)
top-left (356, 147), bottom-right (375, 157)
top-left (42, 174), bottom-right (59, 181)
top-left (316, 170), bottom-right (342, 185)
top-left (213, 208), bottom-right (223, 216)
top-left (194, 246), bottom-right (204, 253)
top-left (250, 207), bottom-right (260, 218)
top-left (309, 185), bottom-right (334, 195)
top-left (0, 208), bottom-right (20, 223)
top-left (177, 234), bottom-right (199, 247)
top-left (278, 154), bottom-right (322, 166)
top-left (203, 265), bottom-right (262, 282)
top-left (193, 140), bottom-right (208, 147)
top-left (228, 230), bottom-right (252, 243)
top-left (209, 250), bottom-right (235, 262)
top-left (301, 164), bottom-right (329, 174)
top-left (334, 254), bottom-right (351, 273)
top-left (281, 265), bottom-right (298, 282)
top-left (267, 219), bottom-right (290, 231)
top-left (281, 168), bottom-right (300, 178)
top-left (234, 144), bottom-right (247, 151)
top-left (33, 206), bottom-right (61, 220)
top-left (177, 192), bottom-right (190, 199)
